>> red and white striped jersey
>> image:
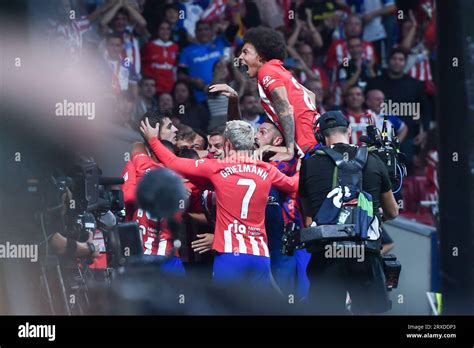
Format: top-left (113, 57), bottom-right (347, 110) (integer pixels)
top-left (133, 208), bottom-right (176, 256)
top-left (406, 44), bottom-right (432, 82)
top-left (344, 109), bottom-right (376, 145)
top-left (147, 138), bottom-right (299, 257)
top-left (131, 151), bottom-right (176, 257)
top-left (141, 39), bottom-right (179, 93)
top-left (257, 59), bottom-right (319, 155)
top-left (325, 39), bottom-right (378, 70)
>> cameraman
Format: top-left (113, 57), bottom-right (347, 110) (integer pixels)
top-left (298, 111), bottom-right (398, 314)
top-left (43, 176), bottom-right (99, 260)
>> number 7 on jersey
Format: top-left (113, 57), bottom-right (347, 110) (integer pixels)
top-left (237, 179), bottom-right (256, 219)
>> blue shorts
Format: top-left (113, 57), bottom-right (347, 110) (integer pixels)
top-left (270, 249), bottom-right (296, 296)
top-left (143, 255), bottom-right (186, 276)
top-left (295, 249), bottom-right (311, 300)
top-left (213, 252), bottom-right (272, 289)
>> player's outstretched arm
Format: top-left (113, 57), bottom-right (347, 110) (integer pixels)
top-left (270, 86), bottom-right (296, 161)
top-left (208, 84), bottom-right (241, 121)
top-left (140, 118), bottom-right (213, 180)
top-left (269, 165), bottom-right (299, 194)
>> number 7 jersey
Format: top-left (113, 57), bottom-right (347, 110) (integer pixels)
top-left (148, 138), bottom-right (299, 257)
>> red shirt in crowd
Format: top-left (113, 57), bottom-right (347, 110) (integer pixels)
top-left (344, 109), bottom-right (376, 145)
top-left (325, 39), bottom-right (378, 70)
top-left (141, 39), bottom-right (179, 93)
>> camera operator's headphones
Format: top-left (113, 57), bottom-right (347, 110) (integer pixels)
top-left (313, 113), bottom-right (350, 146)
top-left (314, 117), bottom-right (325, 146)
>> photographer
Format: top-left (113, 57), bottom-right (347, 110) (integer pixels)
top-left (298, 111), bottom-right (399, 314)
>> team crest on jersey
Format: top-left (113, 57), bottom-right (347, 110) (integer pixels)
top-left (262, 75), bottom-right (275, 88)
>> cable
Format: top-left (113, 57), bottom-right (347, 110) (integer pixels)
top-left (392, 164), bottom-right (404, 194)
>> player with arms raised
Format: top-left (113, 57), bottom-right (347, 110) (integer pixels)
top-left (210, 26), bottom-right (320, 160)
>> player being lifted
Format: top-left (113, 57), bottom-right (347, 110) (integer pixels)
top-left (140, 118), bottom-right (298, 290)
top-left (210, 26), bottom-right (320, 160)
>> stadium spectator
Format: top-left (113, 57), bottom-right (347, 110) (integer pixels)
top-left (141, 20), bottom-right (179, 94)
top-left (366, 48), bottom-right (431, 172)
top-left (178, 20), bottom-right (230, 104)
top-left (345, 0), bottom-right (396, 66)
top-left (101, 33), bottom-right (138, 96)
top-left (48, 0), bottom-right (114, 63)
top-left (337, 36), bottom-right (377, 94)
top-left (343, 85), bottom-right (376, 145)
top-left (100, 0), bottom-right (147, 76)
top-left (365, 89), bottom-right (408, 142)
top-left (287, 10), bottom-right (324, 53)
top-left (158, 92), bottom-right (174, 114)
top-left (207, 59), bottom-right (234, 130)
top-left (172, 80), bottom-right (211, 130)
top-left (162, 3), bottom-right (190, 49)
top-left (287, 40), bottom-right (329, 92)
top-left (304, 79), bottom-right (327, 114)
top-left (325, 14), bottom-right (378, 71)
top-left (397, 11), bottom-right (435, 96)
top-left (240, 93), bottom-right (266, 131)
top-left (135, 76), bottom-right (158, 122)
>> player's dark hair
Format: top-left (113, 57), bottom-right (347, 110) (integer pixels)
top-left (193, 128), bottom-right (209, 149)
top-left (243, 26), bottom-right (287, 62)
top-left (261, 119), bottom-right (286, 146)
top-left (161, 140), bottom-right (178, 154)
top-left (178, 148), bottom-right (199, 159)
top-left (176, 124), bottom-right (196, 142)
top-left (208, 124), bottom-right (226, 137)
top-left (140, 110), bottom-right (174, 140)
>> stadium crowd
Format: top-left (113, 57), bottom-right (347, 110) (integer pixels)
top-left (46, 0), bottom-right (439, 306)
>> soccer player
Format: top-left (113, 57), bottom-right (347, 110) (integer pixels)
top-left (233, 27), bottom-right (320, 159)
top-left (121, 112), bottom-right (184, 274)
top-left (140, 119), bottom-right (299, 289)
top-left (254, 121), bottom-right (310, 298)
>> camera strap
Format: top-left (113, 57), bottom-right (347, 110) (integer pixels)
top-left (319, 146), bottom-right (368, 190)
